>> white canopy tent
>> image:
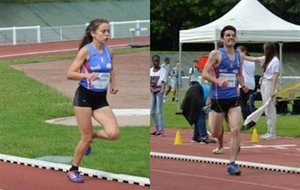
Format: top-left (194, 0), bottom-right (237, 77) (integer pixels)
top-left (180, 0), bottom-right (300, 44)
top-left (176, 0), bottom-right (300, 110)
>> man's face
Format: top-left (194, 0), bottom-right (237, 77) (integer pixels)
top-left (221, 30), bottom-right (236, 47)
top-left (193, 61), bottom-right (198, 67)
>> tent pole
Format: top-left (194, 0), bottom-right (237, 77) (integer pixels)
top-left (176, 43), bottom-right (183, 114)
top-left (279, 42), bottom-right (283, 89)
top-left (214, 41), bottom-right (218, 50)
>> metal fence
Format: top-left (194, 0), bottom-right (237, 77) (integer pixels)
top-left (0, 20), bottom-right (150, 45)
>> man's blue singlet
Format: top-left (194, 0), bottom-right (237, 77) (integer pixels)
top-left (210, 48), bottom-right (241, 100)
top-left (79, 43), bottom-right (112, 92)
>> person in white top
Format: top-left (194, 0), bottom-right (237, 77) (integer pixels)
top-left (188, 60), bottom-right (201, 86)
top-left (160, 57), bottom-right (172, 103)
top-left (150, 55), bottom-right (167, 135)
top-left (237, 46), bottom-right (255, 121)
top-left (243, 43), bottom-right (280, 140)
top-left (170, 61), bottom-right (181, 102)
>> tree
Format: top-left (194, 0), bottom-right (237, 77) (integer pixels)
top-left (151, 0), bottom-right (300, 51)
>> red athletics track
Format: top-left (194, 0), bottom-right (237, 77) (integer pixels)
top-left (150, 128), bottom-right (300, 190)
top-left (0, 37), bottom-right (150, 190)
top-left (0, 162), bottom-right (147, 190)
top-left (0, 37), bottom-right (149, 59)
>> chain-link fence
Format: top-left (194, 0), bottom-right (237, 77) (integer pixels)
top-left (0, 20), bottom-right (150, 45)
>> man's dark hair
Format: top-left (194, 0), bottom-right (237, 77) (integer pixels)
top-left (220, 25), bottom-right (236, 38)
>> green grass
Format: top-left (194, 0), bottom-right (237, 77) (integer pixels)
top-left (163, 94), bottom-right (190, 129)
top-left (1, 47), bottom-right (149, 65)
top-left (0, 48), bottom-right (149, 177)
top-left (163, 94), bottom-right (300, 138)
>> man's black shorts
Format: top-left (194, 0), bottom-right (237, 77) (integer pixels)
top-left (211, 97), bottom-right (240, 113)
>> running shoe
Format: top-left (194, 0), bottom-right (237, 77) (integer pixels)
top-left (227, 162), bottom-right (241, 176)
top-left (85, 146), bottom-right (91, 156)
top-left (200, 137), bottom-right (217, 144)
top-left (154, 130), bottom-right (165, 136)
top-left (68, 170), bottom-right (84, 183)
top-left (159, 130), bottom-right (165, 135)
top-left (191, 137), bottom-right (200, 143)
top-left (212, 147), bottom-right (225, 154)
top-left (260, 132), bottom-right (270, 139)
top-left (261, 133), bottom-right (276, 140)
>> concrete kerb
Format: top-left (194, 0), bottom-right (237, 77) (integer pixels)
top-left (45, 109), bottom-right (149, 127)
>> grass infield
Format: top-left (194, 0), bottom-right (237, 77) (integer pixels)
top-left (162, 94), bottom-right (300, 138)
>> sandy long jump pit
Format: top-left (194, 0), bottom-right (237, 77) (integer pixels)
top-left (12, 51), bottom-right (150, 127)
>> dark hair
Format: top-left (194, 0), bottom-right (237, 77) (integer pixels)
top-left (221, 25), bottom-right (236, 38)
top-left (193, 60), bottom-right (198, 63)
top-left (237, 45), bottom-right (250, 56)
top-left (263, 43), bottom-right (277, 72)
top-left (79, 18), bottom-right (109, 49)
top-left (152, 55), bottom-right (160, 62)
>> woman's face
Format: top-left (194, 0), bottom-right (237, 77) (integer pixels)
top-left (263, 44), bottom-right (268, 54)
top-left (152, 58), bottom-right (160, 67)
top-left (92, 22), bottom-right (110, 43)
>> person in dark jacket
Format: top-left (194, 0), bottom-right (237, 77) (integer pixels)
top-left (181, 83), bottom-right (216, 143)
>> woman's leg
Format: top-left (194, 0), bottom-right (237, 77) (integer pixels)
top-left (156, 92), bottom-right (164, 132)
top-left (150, 93), bottom-right (159, 133)
top-left (260, 81), bottom-right (270, 135)
top-left (92, 106), bottom-right (119, 140)
top-left (72, 107), bottom-right (94, 167)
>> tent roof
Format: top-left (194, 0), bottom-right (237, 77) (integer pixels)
top-left (179, 0), bottom-right (300, 43)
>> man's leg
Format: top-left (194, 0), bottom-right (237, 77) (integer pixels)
top-left (227, 106), bottom-right (241, 161)
top-left (208, 111), bottom-right (225, 144)
top-left (227, 106), bottom-right (242, 175)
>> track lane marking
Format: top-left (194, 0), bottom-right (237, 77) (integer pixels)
top-left (152, 168), bottom-right (298, 190)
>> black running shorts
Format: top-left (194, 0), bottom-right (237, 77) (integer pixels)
top-left (211, 97), bottom-right (240, 114)
top-left (73, 85), bottom-right (109, 110)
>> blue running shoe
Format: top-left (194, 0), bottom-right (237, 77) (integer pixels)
top-left (68, 170), bottom-right (84, 183)
top-left (227, 162), bottom-right (241, 176)
top-left (85, 146), bottom-right (91, 156)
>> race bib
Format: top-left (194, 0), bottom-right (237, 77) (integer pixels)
top-left (219, 73), bottom-right (236, 88)
top-left (91, 73), bottom-right (111, 89)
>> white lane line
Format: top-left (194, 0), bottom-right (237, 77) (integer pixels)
top-left (151, 152), bottom-right (300, 174)
top-left (152, 169), bottom-right (298, 190)
top-left (223, 144), bottom-right (297, 150)
top-left (113, 109), bottom-right (149, 116)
